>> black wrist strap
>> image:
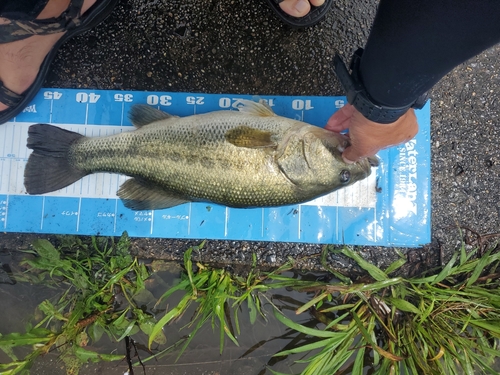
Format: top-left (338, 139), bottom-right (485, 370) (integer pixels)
top-left (333, 48), bottom-right (428, 124)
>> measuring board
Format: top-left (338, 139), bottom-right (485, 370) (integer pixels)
top-left (0, 89), bottom-right (431, 246)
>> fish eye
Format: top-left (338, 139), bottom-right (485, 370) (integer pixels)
top-left (339, 169), bottom-right (351, 184)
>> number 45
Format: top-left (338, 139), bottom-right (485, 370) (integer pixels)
top-left (44, 91), bottom-right (63, 100)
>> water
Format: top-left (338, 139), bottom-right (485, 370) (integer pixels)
top-left (2, 248), bottom-right (499, 375)
top-left (0, 250), bottom-right (332, 375)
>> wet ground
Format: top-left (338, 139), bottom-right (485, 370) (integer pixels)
top-left (0, 248), bottom-right (344, 375)
top-left (2, 0), bottom-right (500, 272)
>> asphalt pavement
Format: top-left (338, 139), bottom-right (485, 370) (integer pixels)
top-left (2, 0), bottom-right (500, 276)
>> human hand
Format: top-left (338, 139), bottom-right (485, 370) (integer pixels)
top-left (325, 104), bottom-right (419, 163)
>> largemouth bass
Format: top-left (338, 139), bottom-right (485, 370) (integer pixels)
top-left (24, 100), bottom-right (377, 210)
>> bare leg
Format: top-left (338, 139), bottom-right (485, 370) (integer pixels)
top-left (0, 0), bottom-right (97, 112)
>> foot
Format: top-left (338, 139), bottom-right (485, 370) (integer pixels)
top-left (278, 0), bottom-right (326, 18)
top-left (0, 0), bottom-right (96, 113)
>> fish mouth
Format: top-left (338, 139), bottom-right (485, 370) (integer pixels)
top-left (354, 156), bottom-right (378, 178)
top-left (334, 142), bottom-right (379, 168)
top-left (330, 135), bottom-right (379, 168)
top-left (368, 156), bottom-right (380, 167)
top-left (336, 136), bottom-right (379, 167)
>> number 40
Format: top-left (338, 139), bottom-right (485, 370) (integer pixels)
top-left (76, 92), bottom-right (100, 103)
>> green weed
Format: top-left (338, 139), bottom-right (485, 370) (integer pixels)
top-left (270, 245), bottom-right (500, 375)
top-left (0, 233), bottom-right (156, 375)
top-left (1, 235), bottom-right (500, 375)
top-left (148, 246), bottom-right (327, 359)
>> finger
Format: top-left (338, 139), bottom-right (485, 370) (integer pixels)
top-left (342, 144), bottom-right (378, 164)
top-left (341, 146), bottom-right (361, 163)
top-left (325, 104), bottom-right (355, 132)
top-left (340, 147), bottom-right (355, 164)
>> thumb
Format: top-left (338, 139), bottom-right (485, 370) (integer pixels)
top-left (341, 145), bottom-right (363, 164)
top-left (341, 143), bottom-right (378, 164)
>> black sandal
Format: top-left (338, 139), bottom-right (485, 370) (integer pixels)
top-left (265, 0), bottom-right (333, 28)
top-left (0, 0), bottom-right (120, 125)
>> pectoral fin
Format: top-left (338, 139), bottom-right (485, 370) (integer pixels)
top-left (117, 178), bottom-right (190, 210)
top-left (225, 126), bottom-right (277, 149)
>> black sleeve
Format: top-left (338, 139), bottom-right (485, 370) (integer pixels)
top-left (360, 0), bottom-right (500, 108)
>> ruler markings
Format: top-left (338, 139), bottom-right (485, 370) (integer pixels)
top-left (0, 89), bottom-right (430, 246)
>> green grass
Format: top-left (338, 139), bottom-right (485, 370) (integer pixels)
top-left (269, 245), bottom-right (500, 374)
top-left (148, 244), bottom-right (328, 359)
top-left (0, 233), bottom-right (154, 375)
top-left (1, 235), bottom-right (500, 375)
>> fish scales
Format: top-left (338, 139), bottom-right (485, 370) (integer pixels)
top-left (69, 112), bottom-right (301, 207)
top-left (24, 100), bottom-right (377, 210)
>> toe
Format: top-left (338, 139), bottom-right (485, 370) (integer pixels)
top-left (278, 0), bottom-right (311, 17)
top-left (309, 0), bottom-right (326, 6)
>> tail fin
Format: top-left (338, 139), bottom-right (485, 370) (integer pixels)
top-left (24, 124), bottom-right (89, 194)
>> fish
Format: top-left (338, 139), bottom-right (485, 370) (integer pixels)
top-left (24, 100), bottom-right (378, 210)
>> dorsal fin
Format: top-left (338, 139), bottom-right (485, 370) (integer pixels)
top-left (128, 104), bottom-right (177, 128)
top-left (237, 100), bottom-right (276, 117)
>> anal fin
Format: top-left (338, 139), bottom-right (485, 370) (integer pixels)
top-left (117, 178), bottom-right (190, 210)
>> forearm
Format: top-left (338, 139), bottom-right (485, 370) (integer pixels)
top-left (360, 0), bottom-right (500, 107)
